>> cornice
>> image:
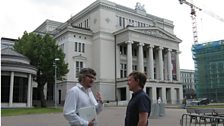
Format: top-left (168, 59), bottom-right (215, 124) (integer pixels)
top-left (1, 62), bottom-right (37, 74)
top-left (54, 25), bottom-right (93, 39)
top-left (69, 0), bottom-right (173, 27)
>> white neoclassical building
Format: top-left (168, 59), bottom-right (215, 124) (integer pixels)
top-left (34, 0), bottom-right (183, 105)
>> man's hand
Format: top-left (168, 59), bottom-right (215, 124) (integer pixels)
top-left (88, 119), bottom-right (95, 126)
top-left (96, 92), bottom-right (103, 104)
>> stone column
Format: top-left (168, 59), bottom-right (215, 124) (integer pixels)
top-left (138, 42), bottom-right (144, 72)
top-left (171, 88), bottom-right (176, 104)
top-left (176, 51), bottom-right (181, 81)
top-left (9, 72), bottom-right (14, 107)
top-left (152, 86), bottom-right (157, 103)
top-left (126, 41), bottom-right (133, 75)
top-left (116, 45), bottom-right (121, 78)
top-left (158, 47), bottom-right (164, 80)
top-left (147, 45), bottom-right (154, 80)
top-left (162, 87), bottom-right (167, 104)
top-left (27, 74), bottom-right (32, 107)
top-left (179, 87), bottom-right (184, 104)
top-left (168, 49), bottom-right (173, 81)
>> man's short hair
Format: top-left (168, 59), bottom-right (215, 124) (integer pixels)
top-left (128, 71), bottom-right (147, 88)
top-left (78, 68), bottom-right (96, 82)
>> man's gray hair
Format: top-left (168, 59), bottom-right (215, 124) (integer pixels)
top-left (78, 68), bottom-right (96, 82)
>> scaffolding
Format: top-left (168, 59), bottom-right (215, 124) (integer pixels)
top-left (192, 40), bottom-right (224, 102)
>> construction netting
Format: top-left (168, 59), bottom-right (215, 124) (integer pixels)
top-left (192, 40), bottom-right (224, 102)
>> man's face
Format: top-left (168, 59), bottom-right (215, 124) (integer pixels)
top-left (82, 74), bottom-right (96, 88)
top-left (127, 75), bottom-right (138, 91)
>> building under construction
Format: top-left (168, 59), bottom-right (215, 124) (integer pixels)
top-left (192, 39), bottom-right (224, 102)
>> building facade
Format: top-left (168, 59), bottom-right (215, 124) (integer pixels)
top-left (180, 69), bottom-right (195, 99)
top-left (1, 37), bottom-right (37, 108)
top-left (192, 40), bottom-right (224, 102)
top-left (34, 0), bottom-right (183, 105)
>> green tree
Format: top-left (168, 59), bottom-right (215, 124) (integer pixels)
top-left (14, 31), bottom-right (69, 107)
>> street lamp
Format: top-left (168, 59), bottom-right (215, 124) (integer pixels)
top-left (54, 58), bottom-right (60, 108)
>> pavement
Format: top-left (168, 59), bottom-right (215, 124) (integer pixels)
top-left (1, 107), bottom-right (186, 126)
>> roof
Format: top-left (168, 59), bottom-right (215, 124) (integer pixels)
top-left (1, 47), bottom-right (28, 59)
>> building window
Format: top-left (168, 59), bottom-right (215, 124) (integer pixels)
top-left (120, 63), bottom-right (127, 78)
top-left (82, 43), bottom-right (85, 53)
top-left (120, 46), bottom-right (127, 55)
top-left (138, 22), bottom-right (140, 27)
top-left (75, 61), bottom-right (83, 78)
top-left (1, 76), bottom-right (10, 102)
top-left (128, 19), bottom-right (135, 26)
top-left (119, 17), bottom-right (122, 27)
top-left (129, 19), bottom-right (132, 25)
top-left (122, 17), bottom-right (125, 27)
top-left (118, 16), bottom-right (125, 28)
top-left (75, 42), bottom-right (78, 51)
top-left (75, 42), bottom-right (85, 53)
top-left (78, 43), bottom-right (81, 52)
top-left (133, 65), bottom-right (137, 71)
top-left (87, 19), bottom-right (89, 28)
top-left (13, 77), bottom-right (28, 102)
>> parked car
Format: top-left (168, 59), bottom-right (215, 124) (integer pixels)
top-left (198, 98), bottom-right (209, 105)
top-left (187, 98), bottom-right (210, 106)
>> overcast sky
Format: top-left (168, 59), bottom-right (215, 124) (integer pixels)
top-left (1, 0), bottom-right (224, 70)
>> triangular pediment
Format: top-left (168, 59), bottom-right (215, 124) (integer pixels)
top-left (130, 27), bottom-right (181, 42)
top-left (72, 54), bottom-right (87, 60)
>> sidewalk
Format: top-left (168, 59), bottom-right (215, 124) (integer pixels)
top-left (2, 107), bottom-right (186, 126)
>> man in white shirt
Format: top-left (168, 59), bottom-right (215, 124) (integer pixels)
top-left (63, 68), bottom-right (103, 126)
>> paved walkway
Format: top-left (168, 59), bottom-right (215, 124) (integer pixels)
top-left (2, 107), bottom-right (186, 126)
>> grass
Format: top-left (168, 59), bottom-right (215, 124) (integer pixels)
top-left (189, 105), bottom-right (224, 109)
top-left (1, 107), bottom-right (63, 116)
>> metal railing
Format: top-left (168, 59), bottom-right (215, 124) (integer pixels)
top-left (180, 114), bottom-right (224, 126)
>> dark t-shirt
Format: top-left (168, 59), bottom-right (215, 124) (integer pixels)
top-left (125, 89), bottom-right (151, 126)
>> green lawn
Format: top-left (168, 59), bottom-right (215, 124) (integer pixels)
top-left (189, 105), bottom-right (224, 108)
top-left (1, 107), bottom-right (63, 116)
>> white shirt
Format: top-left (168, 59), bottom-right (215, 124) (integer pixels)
top-left (63, 83), bottom-right (103, 126)
top-left (158, 97), bottom-right (162, 104)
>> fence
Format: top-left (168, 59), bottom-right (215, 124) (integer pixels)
top-left (150, 103), bottom-right (165, 118)
top-left (180, 113), bottom-right (224, 126)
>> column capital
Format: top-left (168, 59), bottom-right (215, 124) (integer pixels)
top-left (125, 40), bottom-right (133, 44)
top-left (159, 46), bottom-right (163, 50)
top-left (176, 50), bottom-right (181, 54)
top-left (168, 48), bottom-right (172, 52)
top-left (138, 42), bottom-right (144, 46)
top-left (147, 44), bottom-right (154, 48)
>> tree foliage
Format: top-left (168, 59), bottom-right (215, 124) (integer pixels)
top-left (14, 31), bottom-right (69, 107)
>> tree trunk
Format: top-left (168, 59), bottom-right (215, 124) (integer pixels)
top-left (38, 84), bottom-right (47, 107)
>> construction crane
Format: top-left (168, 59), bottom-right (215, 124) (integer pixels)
top-left (179, 0), bottom-right (224, 44)
top-left (179, 0), bottom-right (202, 44)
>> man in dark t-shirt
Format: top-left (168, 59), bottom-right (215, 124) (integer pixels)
top-left (125, 71), bottom-right (151, 126)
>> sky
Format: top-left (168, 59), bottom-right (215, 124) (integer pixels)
top-left (1, 0), bottom-right (224, 70)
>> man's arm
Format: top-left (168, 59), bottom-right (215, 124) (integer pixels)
top-left (138, 112), bottom-right (149, 126)
top-left (63, 89), bottom-right (88, 126)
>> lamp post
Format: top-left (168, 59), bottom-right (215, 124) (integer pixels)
top-left (54, 58), bottom-right (60, 108)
